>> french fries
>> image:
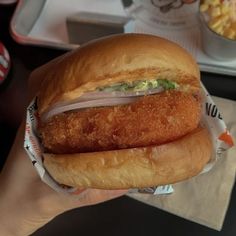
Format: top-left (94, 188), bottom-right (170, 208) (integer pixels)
top-left (200, 0), bottom-right (236, 40)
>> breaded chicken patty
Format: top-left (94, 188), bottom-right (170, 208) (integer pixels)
top-left (39, 90), bottom-right (201, 154)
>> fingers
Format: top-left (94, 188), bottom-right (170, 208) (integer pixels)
top-left (77, 189), bottom-right (128, 206)
top-left (61, 188), bottom-right (128, 211)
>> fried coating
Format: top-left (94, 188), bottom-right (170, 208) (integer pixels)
top-left (39, 90), bottom-right (201, 154)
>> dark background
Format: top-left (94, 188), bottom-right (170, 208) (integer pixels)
top-left (0, 3), bottom-right (236, 236)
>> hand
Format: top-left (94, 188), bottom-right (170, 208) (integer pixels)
top-left (0, 57), bottom-right (127, 236)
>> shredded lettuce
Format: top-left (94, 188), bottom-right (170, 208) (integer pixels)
top-left (97, 79), bottom-right (178, 92)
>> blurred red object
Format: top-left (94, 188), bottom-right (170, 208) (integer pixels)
top-left (0, 41), bottom-right (10, 85)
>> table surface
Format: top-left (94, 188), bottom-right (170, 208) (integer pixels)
top-left (0, 3), bottom-right (236, 236)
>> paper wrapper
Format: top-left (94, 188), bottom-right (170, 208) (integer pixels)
top-left (24, 84), bottom-right (234, 194)
top-left (128, 96), bottom-right (236, 230)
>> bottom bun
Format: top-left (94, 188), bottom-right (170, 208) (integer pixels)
top-left (43, 127), bottom-right (212, 189)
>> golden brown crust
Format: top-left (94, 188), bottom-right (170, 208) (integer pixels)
top-left (39, 90), bottom-right (201, 154)
top-left (37, 34), bottom-right (200, 115)
top-left (43, 127), bottom-right (212, 189)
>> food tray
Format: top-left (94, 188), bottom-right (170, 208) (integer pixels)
top-left (10, 0), bottom-right (236, 76)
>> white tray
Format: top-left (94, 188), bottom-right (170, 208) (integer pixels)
top-left (10, 0), bottom-right (236, 76)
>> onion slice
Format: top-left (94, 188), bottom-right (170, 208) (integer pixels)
top-left (42, 87), bottom-right (164, 122)
top-left (42, 97), bottom-right (138, 122)
top-left (51, 87), bottom-right (164, 108)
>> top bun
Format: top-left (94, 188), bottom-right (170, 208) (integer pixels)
top-left (37, 34), bottom-right (200, 116)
